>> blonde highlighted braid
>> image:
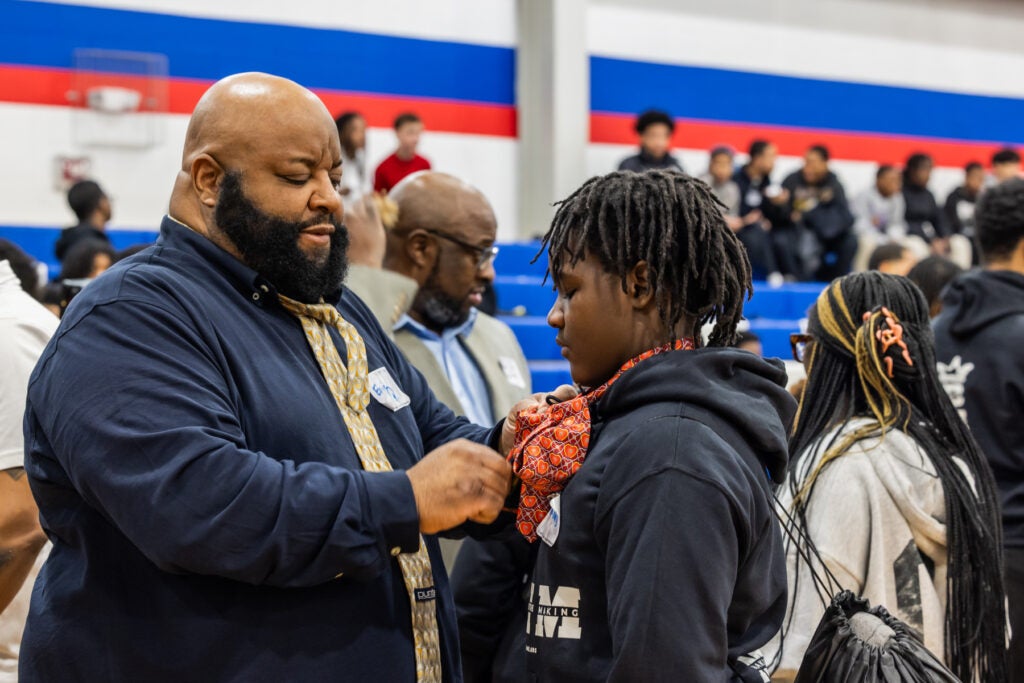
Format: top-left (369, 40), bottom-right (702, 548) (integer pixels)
top-left (786, 272), bottom-right (1006, 682)
top-left (793, 282), bottom-right (919, 505)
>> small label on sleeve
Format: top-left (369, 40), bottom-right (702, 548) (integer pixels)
top-left (368, 367), bottom-right (411, 412)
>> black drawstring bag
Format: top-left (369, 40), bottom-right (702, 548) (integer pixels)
top-left (773, 497), bottom-right (962, 682)
top-left (794, 590), bottom-right (959, 682)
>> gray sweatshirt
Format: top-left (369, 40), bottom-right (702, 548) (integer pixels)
top-left (768, 419), bottom-right (950, 675)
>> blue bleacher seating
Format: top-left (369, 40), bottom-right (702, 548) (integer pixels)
top-left (528, 361), bottom-right (574, 391)
top-left (0, 225), bottom-right (159, 280)
top-left (496, 241), bottom-right (546, 279)
top-left (743, 281), bottom-right (822, 320)
top-left (494, 275), bottom-right (552, 316)
top-left (492, 249), bottom-right (824, 373)
top-left (499, 316), bottom-right (562, 361)
top-left (747, 318), bottom-right (804, 359)
top-left (0, 226), bottom-right (822, 380)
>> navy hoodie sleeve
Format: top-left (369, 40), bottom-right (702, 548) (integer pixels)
top-left (595, 426), bottom-right (744, 681)
top-left (26, 297), bottom-right (467, 588)
top-left (450, 536), bottom-right (534, 682)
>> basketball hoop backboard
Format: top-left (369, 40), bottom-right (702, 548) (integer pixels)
top-left (68, 48), bottom-right (169, 149)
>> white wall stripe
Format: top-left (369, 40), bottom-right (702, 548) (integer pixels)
top-left (40, 0), bottom-right (518, 48)
top-left (588, 3), bottom-right (1024, 100)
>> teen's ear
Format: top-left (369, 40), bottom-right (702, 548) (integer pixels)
top-left (626, 260), bottom-right (655, 310)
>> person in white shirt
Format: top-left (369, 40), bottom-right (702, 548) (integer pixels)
top-left (0, 243), bottom-right (58, 682)
top-left (852, 165), bottom-right (929, 271)
top-left (335, 111), bottom-right (372, 201)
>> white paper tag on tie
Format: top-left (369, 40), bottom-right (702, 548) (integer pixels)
top-left (537, 495), bottom-right (561, 547)
top-left (368, 367), bottom-right (411, 412)
top-left (498, 357), bottom-right (527, 389)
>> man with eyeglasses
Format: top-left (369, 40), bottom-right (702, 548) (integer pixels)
top-left (378, 171), bottom-right (531, 432)
top-left (349, 172), bottom-right (534, 683)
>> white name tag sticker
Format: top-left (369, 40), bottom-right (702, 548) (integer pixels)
top-left (499, 357), bottom-right (527, 389)
top-left (368, 367), bottom-right (411, 412)
top-left (537, 495), bottom-right (561, 547)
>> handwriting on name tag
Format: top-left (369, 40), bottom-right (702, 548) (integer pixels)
top-left (368, 367), bottom-right (411, 411)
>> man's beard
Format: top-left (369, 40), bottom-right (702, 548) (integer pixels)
top-left (214, 172), bottom-right (349, 303)
top-left (413, 261), bottom-right (471, 330)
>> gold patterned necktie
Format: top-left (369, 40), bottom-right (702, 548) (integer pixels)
top-left (278, 294), bottom-right (442, 683)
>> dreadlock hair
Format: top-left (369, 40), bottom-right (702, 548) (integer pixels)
top-left (787, 271), bottom-right (1006, 681)
top-left (537, 170), bottom-right (752, 347)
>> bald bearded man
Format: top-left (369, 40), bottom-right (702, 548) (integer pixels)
top-left (20, 73), bottom-right (516, 682)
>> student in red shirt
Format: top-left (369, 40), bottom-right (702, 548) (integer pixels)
top-left (374, 112), bottom-right (431, 193)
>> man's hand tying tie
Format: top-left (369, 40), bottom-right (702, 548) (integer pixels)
top-left (500, 384), bottom-right (579, 458)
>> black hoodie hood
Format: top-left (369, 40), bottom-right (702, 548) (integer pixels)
top-left (941, 269), bottom-right (1024, 338)
top-left (933, 268), bottom-right (1024, 546)
top-left (593, 347), bottom-right (796, 482)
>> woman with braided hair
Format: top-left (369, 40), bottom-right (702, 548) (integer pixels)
top-left (770, 271), bottom-right (1006, 681)
top-left (510, 170), bottom-right (797, 681)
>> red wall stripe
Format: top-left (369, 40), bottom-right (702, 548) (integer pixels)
top-left (1, 62), bottom-right (1008, 166)
top-left (0, 64), bottom-right (518, 138)
top-left (591, 112), bottom-right (1005, 169)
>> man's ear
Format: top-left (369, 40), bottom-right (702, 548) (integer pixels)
top-left (626, 260), bottom-right (655, 310)
top-left (191, 154), bottom-right (224, 209)
top-left (404, 230), bottom-right (439, 272)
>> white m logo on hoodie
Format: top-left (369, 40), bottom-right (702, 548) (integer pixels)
top-left (527, 584), bottom-right (582, 639)
top-left (938, 355), bottom-right (975, 422)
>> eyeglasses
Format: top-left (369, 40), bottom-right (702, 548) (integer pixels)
top-left (424, 229), bottom-right (499, 270)
top-left (790, 333), bottom-right (814, 363)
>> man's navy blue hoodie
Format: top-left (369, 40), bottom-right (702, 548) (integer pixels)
top-left (933, 269), bottom-right (1024, 547)
top-left (524, 347), bottom-right (795, 682)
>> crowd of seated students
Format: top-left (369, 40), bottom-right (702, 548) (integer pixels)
top-left (20, 107), bottom-right (1019, 302)
top-left (619, 108), bottom-right (1021, 284)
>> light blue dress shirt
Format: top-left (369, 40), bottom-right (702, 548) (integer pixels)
top-left (394, 309), bottom-right (495, 426)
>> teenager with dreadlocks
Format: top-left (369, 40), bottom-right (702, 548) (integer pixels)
top-left (507, 170), bottom-right (796, 681)
top-left (769, 271), bottom-right (1006, 682)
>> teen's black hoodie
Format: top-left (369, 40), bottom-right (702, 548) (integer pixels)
top-left (933, 269), bottom-right (1024, 547)
top-left (524, 347), bottom-right (796, 682)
